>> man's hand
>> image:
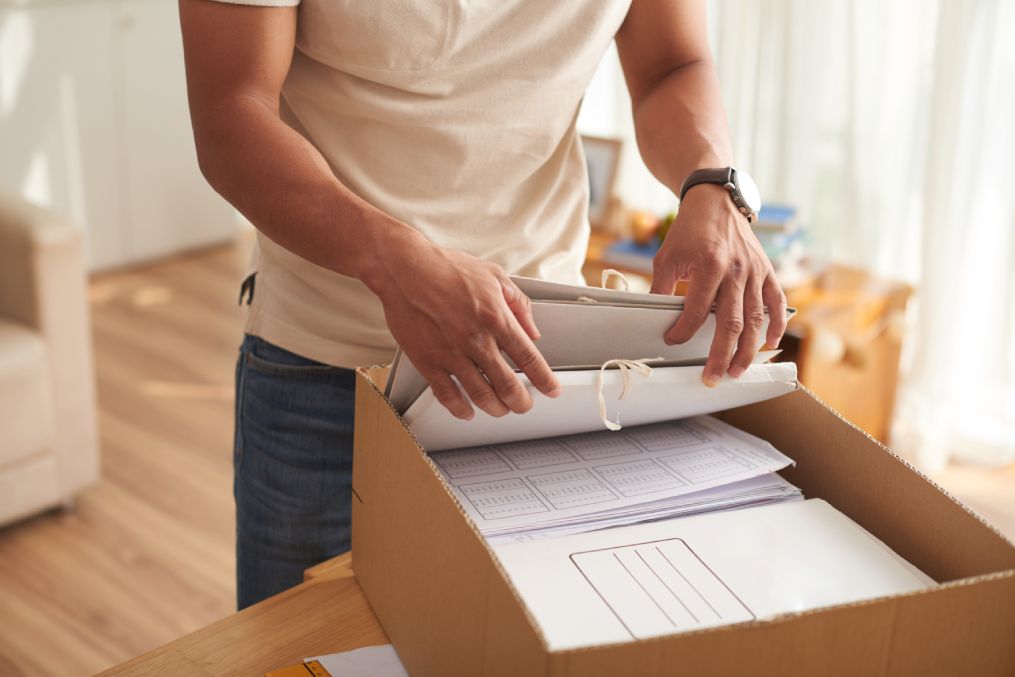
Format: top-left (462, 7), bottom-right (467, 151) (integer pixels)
top-left (650, 184), bottom-right (787, 386)
top-left (615, 1), bottom-right (787, 386)
top-left (365, 235), bottom-right (561, 420)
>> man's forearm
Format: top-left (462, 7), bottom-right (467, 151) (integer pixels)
top-left (193, 96), bottom-right (425, 291)
top-left (630, 59), bottom-right (734, 192)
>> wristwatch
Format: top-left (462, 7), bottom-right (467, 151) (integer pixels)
top-left (679, 167), bottom-right (762, 222)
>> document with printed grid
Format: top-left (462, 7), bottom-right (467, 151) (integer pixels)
top-left (429, 415), bottom-right (801, 543)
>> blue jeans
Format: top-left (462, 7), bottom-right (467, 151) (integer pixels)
top-left (234, 334), bottom-right (356, 609)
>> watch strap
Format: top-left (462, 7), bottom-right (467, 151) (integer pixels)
top-left (679, 167), bottom-right (734, 202)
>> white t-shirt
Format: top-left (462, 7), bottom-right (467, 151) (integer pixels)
top-left (213, 0), bottom-right (632, 367)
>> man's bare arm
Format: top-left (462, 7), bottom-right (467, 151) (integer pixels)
top-left (179, 0), bottom-right (401, 283)
top-left (616, 0), bottom-right (787, 385)
top-left (179, 0), bottom-right (559, 417)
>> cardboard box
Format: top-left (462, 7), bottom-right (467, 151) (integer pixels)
top-left (352, 366), bottom-right (1015, 676)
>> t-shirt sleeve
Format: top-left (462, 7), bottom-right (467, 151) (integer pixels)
top-left (208, 0), bottom-right (299, 6)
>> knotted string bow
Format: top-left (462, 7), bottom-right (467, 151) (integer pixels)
top-left (596, 357), bottom-right (664, 431)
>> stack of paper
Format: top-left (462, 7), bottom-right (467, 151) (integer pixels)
top-left (429, 415), bottom-right (802, 544)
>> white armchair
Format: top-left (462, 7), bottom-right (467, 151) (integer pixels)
top-left (0, 192), bottom-right (99, 526)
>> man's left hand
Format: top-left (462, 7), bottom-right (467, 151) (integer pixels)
top-left (650, 183), bottom-right (788, 386)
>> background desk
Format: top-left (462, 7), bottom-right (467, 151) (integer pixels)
top-left (100, 554), bottom-right (384, 676)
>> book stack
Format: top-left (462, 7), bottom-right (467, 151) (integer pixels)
top-left (753, 204), bottom-right (810, 287)
top-left (600, 239), bottom-right (657, 273)
top-left (600, 203), bottom-right (809, 287)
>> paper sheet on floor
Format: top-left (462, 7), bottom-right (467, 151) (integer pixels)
top-left (305, 644), bottom-right (407, 677)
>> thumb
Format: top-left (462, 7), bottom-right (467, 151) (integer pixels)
top-left (501, 279), bottom-right (540, 341)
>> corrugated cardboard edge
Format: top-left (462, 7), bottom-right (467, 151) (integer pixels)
top-left (355, 365), bottom-right (552, 634)
top-left (721, 384), bottom-right (1015, 576)
top-left (553, 566), bottom-right (1015, 653)
top-left (353, 365), bottom-right (554, 676)
top-left (790, 384), bottom-right (1014, 548)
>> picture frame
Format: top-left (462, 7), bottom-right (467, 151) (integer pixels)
top-left (580, 134), bottom-right (622, 230)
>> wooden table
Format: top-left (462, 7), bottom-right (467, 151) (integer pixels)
top-left (100, 553), bottom-right (386, 676)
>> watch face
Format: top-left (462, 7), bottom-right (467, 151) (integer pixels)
top-left (733, 169), bottom-right (762, 214)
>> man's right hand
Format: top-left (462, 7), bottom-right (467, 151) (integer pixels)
top-left (365, 235), bottom-right (561, 420)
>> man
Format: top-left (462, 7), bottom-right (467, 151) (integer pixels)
top-left (179, 0), bottom-right (787, 609)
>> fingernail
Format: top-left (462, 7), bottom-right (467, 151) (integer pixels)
top-left (547, 387), bottom-right (562, 398)
top-left (703, 373), bottom-right (720, 388)
top-left (664, 338), bottom-right (676, 346)
top-left (729, 365), bottom-right (745, 378)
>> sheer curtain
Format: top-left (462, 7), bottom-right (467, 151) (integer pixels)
top-left (579, 0), bottom-right (1015, 470)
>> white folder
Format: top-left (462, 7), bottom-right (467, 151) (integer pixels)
top-left (512, 275), bottom-right (686, 307)
top-left (493, 498), bottom-right (935, 650)
top-left (404, 361), bottom-right (797, 451)
top-left (386, 275), bottom-right (795, 415)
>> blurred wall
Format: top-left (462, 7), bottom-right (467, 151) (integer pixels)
top-left (0, 0), bottom-right (237, 270)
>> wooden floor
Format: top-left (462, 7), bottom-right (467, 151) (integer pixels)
top-left (0, 238), bottom-right (1012, 676)
top-left (0, 241), bottom-right (250, 676)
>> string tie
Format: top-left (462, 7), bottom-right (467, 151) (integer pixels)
top-left (596, 357), bottom-right (664, 431)
top-left (601, 268), bottom-right (630, 291)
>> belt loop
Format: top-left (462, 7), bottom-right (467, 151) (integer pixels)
top-left (238, 272), bottom-right (257, 306)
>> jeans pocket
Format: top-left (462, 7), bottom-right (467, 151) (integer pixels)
top-left (236, 338), bottom-right (357, 512)
top-left (234, 344), bottom-right (249, 477)
top-left (244, 337), bottom-right (338, 377)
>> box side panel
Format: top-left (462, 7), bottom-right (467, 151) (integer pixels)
top-left (557, 599), bottom-right (897, 677)
top-left (482, 567), bottom-right (550, 677)
top-left (353, 370), bottom-right (487, 676)
top-left (886, 575), bottom-right (1015, 676)
top-left (717, 390), bottom-right (1015, 581)
top-left (552, 641), bottom-right (662, 677)
top-left (353, 369), bottom-right (546, 677)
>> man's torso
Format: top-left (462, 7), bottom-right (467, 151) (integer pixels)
top-left (249, 0), bottom-right (632, 366)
